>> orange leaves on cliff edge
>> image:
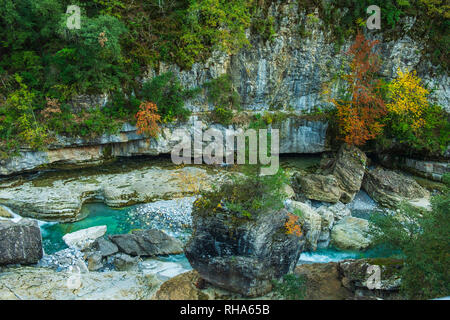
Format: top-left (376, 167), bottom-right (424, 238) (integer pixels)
top-left (135, 101), bottom-right (161, 138)
top-left (285, 213), bottom-right (302, 237)
top-left (333, 31), bottom-right (387, 146)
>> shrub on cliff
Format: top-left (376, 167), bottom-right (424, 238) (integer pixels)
top-left (140, 73), bottom-right (194, 123)
top-left (195, 166), bottom-right (288, 219)
top-left (369, 173), bottom-right (450, 299)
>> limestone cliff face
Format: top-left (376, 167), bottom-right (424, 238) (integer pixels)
top-left (154, 2), bottom-right (449, 113)
top-left (1, 1), bottom-right (448, 175)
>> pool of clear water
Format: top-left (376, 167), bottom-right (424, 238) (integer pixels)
top-left (31, 155), bottom-right (397, 263)
top-left (41, 201), bottom-right (398, 266)
top-left (41, 203), bottom-right (136, 254)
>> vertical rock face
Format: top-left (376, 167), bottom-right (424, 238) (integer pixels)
top-left (2, 3), bottom-right (448, 176)
top-left (279, 119), bottom-right (329, 154)
top-left (0, 219), bottom-right (43, 265)
top-left (156, 2), bottom-right (449, 113)
top-left (185, 208), bottom-right (305, 297)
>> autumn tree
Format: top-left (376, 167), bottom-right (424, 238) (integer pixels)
top-left (387, 69), bottom-right (429, 133)
top-left (285, 213), bottom-right (302, 237)
top-left (135, 101), bottom-right (161, 138)
top-left (333, 31), bottom-right (387, 146)
top-left (382, 69), bottom-right (449, 154)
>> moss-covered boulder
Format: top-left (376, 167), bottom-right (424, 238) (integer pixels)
top-left (185, 205), bottom-right (305, 297)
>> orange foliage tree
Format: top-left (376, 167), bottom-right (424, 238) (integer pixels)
top-left (333, 31), bottom-right (387, 146)
top-left (285, 213), bottom-right (302, 237)
top-left (135, 101), bottom-right (161, 138)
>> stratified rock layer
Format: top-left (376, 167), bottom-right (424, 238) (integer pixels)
top-left (362, 167), bottom-right (431, 210)
top-left (294, 144), bottom-right (367, 203)
top-left (0, 267), bottom-right (160, 300)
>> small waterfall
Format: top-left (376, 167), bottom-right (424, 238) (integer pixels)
top-left (298, 249), bottom-right (361, 264)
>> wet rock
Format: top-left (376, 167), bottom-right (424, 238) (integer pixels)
top-left (0, 219), bottom-right (43, 266)
top-left (331, 217), bottom-right (371, 251)
top-left (0, 267), bottom-right (161, 300)
top-left (185, 207), bottom-right (305, 297)
top-left (63, 226), bottom-right (107, 250)
top-left (109, 229), bottom-right (183, 257)
top-left (110, 253), bottom-right (139, 271)
top-left (362, 167), bottom-right (431, 210)
top-left (86, 252), bottom-right (103, 271)
top-left (88, 238), bottom-right (119, 257)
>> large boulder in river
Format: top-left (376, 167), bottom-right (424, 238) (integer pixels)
top-left (331, 217), bottom-right (371, 251)
top-left (293, 173), bottom-right (342, 203)
top-left (185, 207), bottom-right (305, 297)
top-left (362, 167), bottom-right (431, 210)
top-left (286, 200), bottom-right (351, 250)
top-left (89, 237), bottom-right (119, 257)
top-left (63, 225), bottom-right (107, 251)
top-left (294, 144), bottom-right (367, 203)
top-left (109, 229), bottom-right (183, 257)
top-left (331, 144), bottom-right (367, 203)
top-left (286, 200), bottom-right (323, 250)
top-left (0, 219), bottom-right (43, 266)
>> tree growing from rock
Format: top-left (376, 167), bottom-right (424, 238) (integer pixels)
top-left (135, 101), bottom-right (161, 138)
top-left (333, 31), bottom-right (387, 146)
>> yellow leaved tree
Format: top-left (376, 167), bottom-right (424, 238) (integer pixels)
top-left (387, 69), bottom-right (429, 133)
